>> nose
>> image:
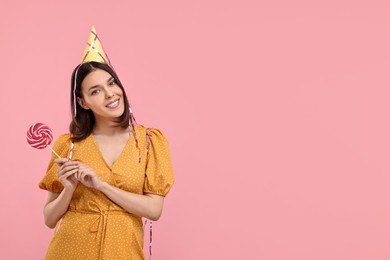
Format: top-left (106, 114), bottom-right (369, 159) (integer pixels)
top-left (105, 88), bottom-right (114, 99)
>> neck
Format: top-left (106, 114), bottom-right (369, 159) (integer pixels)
top-left (93, 118), bottom-right (129, 136)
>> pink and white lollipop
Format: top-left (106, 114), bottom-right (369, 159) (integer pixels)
top-left (27, 123), bottom-right (60, 158)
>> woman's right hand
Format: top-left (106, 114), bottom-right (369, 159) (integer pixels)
top-left (55, 158), bottom-right (79, 191)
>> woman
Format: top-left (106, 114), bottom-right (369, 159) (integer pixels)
top-left (39, 29), bottom-right (174, 259)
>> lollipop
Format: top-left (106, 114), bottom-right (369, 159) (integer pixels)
top-left (27, 123), bottom-right (61, 158)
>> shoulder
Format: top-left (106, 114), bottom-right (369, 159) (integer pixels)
top-left (133, 125), bottom-right (169, 143)
top-left (56, 133), bottom-right (72, 141)
top-left (53, 133), bottom-right (72, 144)
top-left (52, 133), bottom-right (72, 150)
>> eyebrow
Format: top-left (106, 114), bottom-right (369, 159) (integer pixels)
top-left (88, 76), bottom-right (115, 91)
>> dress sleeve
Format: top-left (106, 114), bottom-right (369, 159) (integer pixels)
top-left (38, 134), bottom-right (72, 193)
top-left (143, 128), bottom-right (174, 197)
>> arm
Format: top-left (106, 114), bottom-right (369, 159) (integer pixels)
top-left (43, 189), bottom-right (74, 228)
top-left (43, 159), bottom-right (79, 228)
top-left (99, 182), bottom-right (164, 221)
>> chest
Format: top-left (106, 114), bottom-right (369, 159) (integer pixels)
top-left (93, 135), bottom-right (129, 167)
top-left (72, 133), bottom-right (148, 193)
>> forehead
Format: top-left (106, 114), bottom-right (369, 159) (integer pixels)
top-left (81, 69), bottom-right (112, 90)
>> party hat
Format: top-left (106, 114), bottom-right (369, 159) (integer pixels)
top-left (81, 25), bottom-right (110, 64)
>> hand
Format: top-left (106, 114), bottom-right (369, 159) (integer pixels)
top-left (55, 158), bottom-right (79, 191)
top-left (75, 162), bottom-right (103, 190)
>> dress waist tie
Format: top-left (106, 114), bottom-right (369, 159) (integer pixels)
top-left (69, 202), bottom-right (130, 260)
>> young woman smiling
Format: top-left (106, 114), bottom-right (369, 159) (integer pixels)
top-left (39, 27), bottom-right (174, 260)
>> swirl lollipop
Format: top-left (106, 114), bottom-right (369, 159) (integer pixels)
top-left (27, 123), bottom-right (61, 158)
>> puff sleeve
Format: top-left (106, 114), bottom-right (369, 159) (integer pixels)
top-left (143, 128), bottom-right (174, 197)
top-left (38, 134), bottom-right (72, 193)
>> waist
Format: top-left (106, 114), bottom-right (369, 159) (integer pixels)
top-left (68, 200), bottom-right (132, 216)
top-left (68, 208), bottom-right (130, 216)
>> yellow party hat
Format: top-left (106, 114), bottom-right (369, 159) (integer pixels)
top-left (81, 25), bottom-right (110, 64)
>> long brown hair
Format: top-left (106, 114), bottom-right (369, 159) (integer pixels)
top-left (69, 62), bottom-right (133, 142)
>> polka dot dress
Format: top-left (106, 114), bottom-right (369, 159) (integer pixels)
top-left (39, 125), bottom-right (174, 260)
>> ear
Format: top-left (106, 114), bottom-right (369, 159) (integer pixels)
top-left (77, 97), bottom-right (90, 110)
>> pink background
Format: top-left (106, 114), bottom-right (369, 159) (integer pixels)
top-left (1, 0), bottom-right (390, 259)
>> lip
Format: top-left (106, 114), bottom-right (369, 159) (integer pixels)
top-left (106, 98), bottom-right (120, 109)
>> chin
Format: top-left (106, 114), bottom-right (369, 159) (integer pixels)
top-left (114, 107), bottom-right (125, 118)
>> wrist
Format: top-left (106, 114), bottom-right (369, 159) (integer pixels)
top-left (63, 187), bottom-right (76, 195)
top-left (96, 181), bottom-right (109, 191)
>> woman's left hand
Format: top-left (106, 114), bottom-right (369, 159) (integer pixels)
top-left (75, 162), bottom-right (103, 190)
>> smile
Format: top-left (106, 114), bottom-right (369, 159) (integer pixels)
top-left (106, 99), bottom-right (120, 109)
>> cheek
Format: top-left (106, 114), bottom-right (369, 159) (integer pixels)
top-left (115, 86), bottom-right (124, 95)
top-left (84, 96), bottom-right (101, 108)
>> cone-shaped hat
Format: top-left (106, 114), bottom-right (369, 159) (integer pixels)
top-left (81, 25), bottom-right (109, 64)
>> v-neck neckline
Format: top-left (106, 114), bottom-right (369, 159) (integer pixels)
top-left (89, 130), bottom-right (133, 170)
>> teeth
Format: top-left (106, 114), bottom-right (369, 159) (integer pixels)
top-left (107, 100), bottom-right (119, 108)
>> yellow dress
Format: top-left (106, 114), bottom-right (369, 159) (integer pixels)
top-left (39, 125), bottom-right (174, 260)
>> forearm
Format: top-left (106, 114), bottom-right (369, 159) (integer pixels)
top-left (43, 189), bottom-right (74, 228)
top-left (98, 182), bottom-right (163, 221)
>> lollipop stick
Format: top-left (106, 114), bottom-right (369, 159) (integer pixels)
top-left (47, 145), bottom-right (61, 159)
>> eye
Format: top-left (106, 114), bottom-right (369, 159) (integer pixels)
top-left (91, 89), bottom-right (100, 95)
top-left (109, 80), bottom-right (116, 86)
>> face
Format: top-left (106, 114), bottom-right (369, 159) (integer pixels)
top-left (77, 68), bottom-right (125, 121)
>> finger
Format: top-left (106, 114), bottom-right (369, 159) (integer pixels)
top-left (59, 169), bottom-right (78, 180)
top-left (77, 164), bottom-right (88, 171)
top-left (76, 162), bottom-right (91, 169)
top-left (80, 171), bottom-right (89, 182)
top-left (57, 167), bottom-right (66, 178)
top-left (61, 164), bottom-right (79, 173)
top-left (61, 169), bottom-right (78, 179)
top-left (77, 169), bottom-right (86, 181)
top-left (57, 166), bottom-right (78, 178)
top-left (59, 161), bottom-right (79, 171)
top-left (62, 161), bottom-right (79, 168)
top-left (55, 158), bottom-right (69, 166)
top-left (55, 158), bottom-right (68, 164)
top-left (69, 175), bottom-right (78, 184)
